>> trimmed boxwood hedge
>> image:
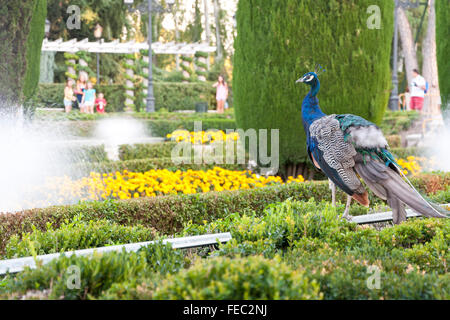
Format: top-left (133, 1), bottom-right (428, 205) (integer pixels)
top-left (41, 118), bottom-right (236, 138)
top-left (119, 142), bottom-right (178, 160)
top-left (73, 157), bottom-right (246, 178)
top-left (0, 172), bottom-right (448, 256)
top-left (390, 147), bottom-right (424, 159)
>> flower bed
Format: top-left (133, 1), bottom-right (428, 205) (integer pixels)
top-left (20, 168), bottom-right (305, 209)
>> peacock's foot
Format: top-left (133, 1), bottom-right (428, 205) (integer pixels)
top-left (341, 213), bottom-right (353, 222)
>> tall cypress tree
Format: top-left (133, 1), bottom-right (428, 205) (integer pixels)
top-left (23, 0), bottom-right (47, 102)
top-left (0, 1), bottom-right (35, 110)
top-left (233, 0), bottom-right (394, 176)
top-left (436, 0), bottom-right (449, 110)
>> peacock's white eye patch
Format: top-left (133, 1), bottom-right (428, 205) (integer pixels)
top-left (306, 75), bottom-right (314, 82)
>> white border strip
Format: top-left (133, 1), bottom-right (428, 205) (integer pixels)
top-left (0, 232), bottom-right (232, 275)
top-left (352, 204), bottom-right (449, 224)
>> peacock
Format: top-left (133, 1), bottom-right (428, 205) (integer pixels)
top-left (296, 67), bottom-right (448, 224)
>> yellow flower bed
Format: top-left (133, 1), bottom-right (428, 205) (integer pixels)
top-left (397, 156), bottom-right (436, 176)
top-left (22, 168), bottom-right (305, 208)
top-left (167, 130), bottom-right (240, 144)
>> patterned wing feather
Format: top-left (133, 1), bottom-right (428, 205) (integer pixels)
top-left (309, 115), bottom-right (364, 194)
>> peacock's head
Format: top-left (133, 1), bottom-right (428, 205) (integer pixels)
top-left (295, 72), bottom-right (318, 85)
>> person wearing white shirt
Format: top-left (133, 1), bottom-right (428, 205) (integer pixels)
top-left (410, 69), bottom-right (427, 111)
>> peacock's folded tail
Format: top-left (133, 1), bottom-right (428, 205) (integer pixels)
top-left (354, 154), bottom-right (448, 222)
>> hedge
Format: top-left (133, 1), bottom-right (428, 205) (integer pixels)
top-left (40, 118), bottom-right (236, 138)
top-left (119, 142), bottom-right (178, 160)
top-left (206, 199), bottom-right (450, 300)
top-left (146, 119), bottom-right (237, 137)
top-left (233, 0), bottom-right (394, 168)
top-left (118, 141), bottom-right (243, 162)
top-left (390, 147), bottom-right (424, 160)
top-left (379, 111), bottom-right (421, 136)
top-left (2, 197), bottom-right (449, 300)
top-left (31, 82), bottom-right (221, 112)
top-left (34, 109), bottom-right (235, 121)
top-left (61, 142), bottom-right (421, 166)
top-left (1, 242), bottom-right (186, 300)
top-left (72, 157), bottom-right (246, 178)
top-left (0, 172), bottom-right (448, 256)
top-left (149, 256), bottom-right (321, 300)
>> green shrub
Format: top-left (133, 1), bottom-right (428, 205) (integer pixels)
top-left (118, 141), bottom-right (243, 162)
top-left (379, 111), bottom-right (420, 135)
top-left (34, 108), bottom-right (235, 122)
top-left (32, 118), bottom-right (236, 138)
top-left (285, 245), bottom-right (449, 300)
top-left (154, 82), bottom-right (217, 111)
top-left (189, 199), bottom-right (355, 258)
top-left (119, 142), bottom-right (178, 160)
top-left (57, 145), bottom-right (108, 163)
top-left (386, 135), bottom-right (401, 148)
top-left (147, 256), bottom-right (322, 300)
top-left (4, 214), bottom-right (158, 258)
top-left (72, 157), bottom-right (246, 178)
top-left (183, 197), bottom-right (449, 300)
top-left (0, 242), bottom-right (185, 300)
top-left (390, 147), bottom-right (424, 159)
top-left (146, 118), bottom-right (237, 137)
top-left (234, 0), bottom-right (394, 169)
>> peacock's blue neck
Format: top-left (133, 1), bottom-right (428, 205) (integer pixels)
top-left (301, 78), bottom-right (326, 128)
top-left (310, 78), bottom-right (320, 97)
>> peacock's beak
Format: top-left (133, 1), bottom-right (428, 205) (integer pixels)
top-left (296, 77), bottom-right (304, 83)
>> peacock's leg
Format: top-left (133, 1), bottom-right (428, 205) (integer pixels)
top-left (329, 179), bottom-right (336, 206)
top-left (342, 195), bottom-right (353, 221)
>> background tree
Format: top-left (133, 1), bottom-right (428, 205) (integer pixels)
top-left (185, 0), bottom-right (204, 42)
top-left (398, 6), bottom-right (419, 88)
top-left (233, 0), bottom-right (394, 177)
top-left (213, 0), bottom-right (223, 61)
top-left (0, 1), bottom-right (46, 111)
top-left (47, 0), bottom-right (128, 41)
top-left (422, 0), bottom-right (440, 114)
top-left (436, 0), bottom-right (449, 110)
top-left (23, 0), bottom-right (48, 102)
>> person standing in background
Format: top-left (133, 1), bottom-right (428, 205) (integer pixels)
top-left (75, 74), bottom-right (87, 112)
top-left (410, 69), bottom-right (427, 112)
top-left (81, 82), bottom-right (96, 114)
top-left (404, 87), bottom-right (411, 110)
top-left (213, 75), bottom-right (228, 114)
top-left (95, 92), bottom-right (107, 114)
top-left (63, 79), bottom-right (76, 113)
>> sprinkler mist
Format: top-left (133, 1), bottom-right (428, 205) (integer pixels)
top-left (0, 108), bottom-right (88, 212)
top-left (0, 108), bottom-right (156, 213)
top-left (421, 106), bottom-right (450, 172)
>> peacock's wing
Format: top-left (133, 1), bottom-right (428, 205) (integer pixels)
top-left (336, 114), bottom-right (448, 223)
top-left (334, 114), bottom-right (397, 167)
top-left (308, 115), bottom-right (365, 196)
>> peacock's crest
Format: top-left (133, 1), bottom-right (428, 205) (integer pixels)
top-left (314, 64), bottom-right (326, 76)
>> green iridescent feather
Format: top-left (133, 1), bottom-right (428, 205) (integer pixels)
top-left (335, 114), bottom-right (400, 167)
